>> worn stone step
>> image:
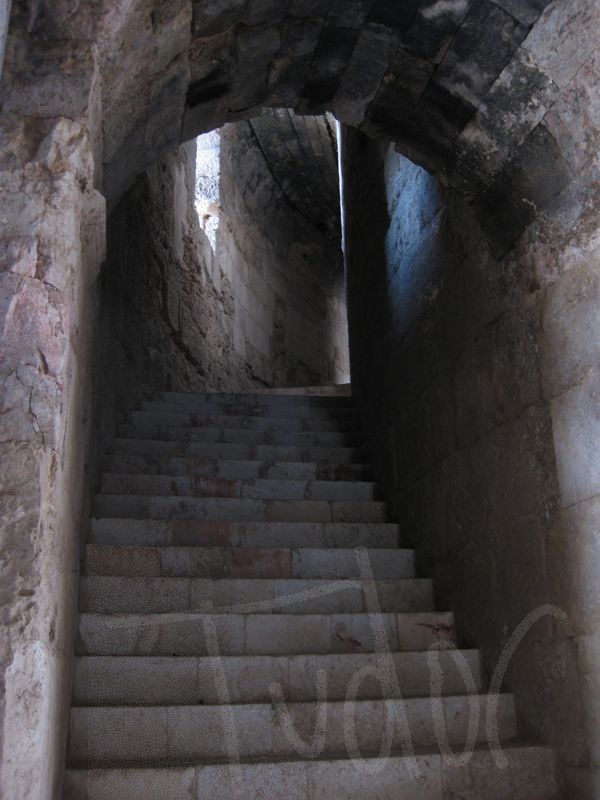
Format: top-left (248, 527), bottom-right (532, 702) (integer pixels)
top-left (73, 649), bottom-right (483, 706)
top-left (85, 545), bottom-right (415, 579)
top-left (102, 455), bottom-right (372, 481)
top-left (79, 576), bottom-right (434, 615)
top-left (99, 474), bottom-right (378, 502)
top-left (67, 694), bottom-right (517, 767)
top-left (110, 438), bottom-right (364, 463)
top-left (76, 611), bottom-right (456, 656)
top-left (88, 520), bottom-right (401, 550)
top-left (243, 384), bottom-right (352, 396)
top-left (142, 398), bottom-right (359, 419)
top-left (131, 410), bottom-right (360, 432)
top-left (92, 495), bottom-right (388, 523)
top-left (117, 424), bottom-right (362, 448)
top-left (155, 391), bottom-right (355, 407)
top-left (63, 746), bottom-right (560, 800)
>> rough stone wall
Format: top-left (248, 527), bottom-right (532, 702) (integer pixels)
top-left (0, 56), bottom-right (105, 800)
top-left (97, 111), bottom-right (347, 442)
top-left (217, 111), bottom-right (348, 387)
top-left (341, 130), bottom-right (600, 798)
top-left (97, 140), bottom-right (251, 440)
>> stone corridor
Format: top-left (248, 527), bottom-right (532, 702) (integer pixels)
top-left (0, 1), bottom-right (599, 798)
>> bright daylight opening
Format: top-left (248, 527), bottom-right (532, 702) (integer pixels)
top-left (195, 129), bottom-right (221, 251)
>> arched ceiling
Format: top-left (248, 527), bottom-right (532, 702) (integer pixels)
top-left (244, 109), bottom-right (341, 236)
top-left (4, 0), bottom-right (598, 253)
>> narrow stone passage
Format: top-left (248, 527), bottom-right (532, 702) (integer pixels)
top-left (65, 386), bottom-right (559, 799)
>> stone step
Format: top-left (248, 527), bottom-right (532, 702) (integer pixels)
top-left (102, 455), bottom-right (372, 481)
top-left (88, 520), bottom-right (401, 549)
top-left (142, 398), bottom-right (359, 419)
top-left (63, 746), bottom-right (559, 800)
top-left (155, 391), bottom-right (355, 406)
top-left (78, 576), bottom-right (434, 615)
top-left (99, 474), bottom-right (378, 502)
top-left (110, 438), bottom-right (364, 463)
top-left (67, 694), bottom-right (517, 767)
top-left (73, 649), bottom-right (484, 706)
top-left (76, 611), bottom-right (456, 656)
top-left (131, 410), bottom-right (360, 432)
top-left (92, 495), bottom-right (388, 523)
top-left (117, 424), bottom-right (362, 448)
top-left (85, 545), bottom-right (415, 579)
top-left (247, 384), bottom-right (352, 396)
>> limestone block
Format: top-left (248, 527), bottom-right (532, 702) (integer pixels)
top-left (193, 0), bottom-right (247, 36)
top-left (441, 745), bottom-right (558, 800)
top-left (2, 40), bottom-right (99, 122)
top-left (506, 638), bottom-right (588, 766)
top-left (65, 767), bottom-right (196, 800)
top-left (551, 368), bottom-right (600, 508)
top-left (577, 633), bottom-right (600, 768)
top-left (543, 48), bottom-right (600, 176)
top-left (229, 24), bottom-right (281, 111)
top-left (523, 0), bottom-right (600, 89)
top-left (548, 495), bottom-right (600, 637)
top-left (542, 261), bottom-right (600, 399)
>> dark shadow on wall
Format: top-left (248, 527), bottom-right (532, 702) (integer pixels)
top-left (340, 124), bottom-right (592, 789)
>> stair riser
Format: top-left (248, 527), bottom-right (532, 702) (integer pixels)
top-left (85, 546), bottom-right (415, 579)
top-left (64, 748), bottom-right (559, 800)
top-left (131, 411), bottom-right (360, 432)
top-left (88, 520), bottom-right (401, 550)
top-left (99, 475), bottom-right (377, 502)
top-left (111, 440), bottom-right (364, 463)
top-left (118, 425), bottom-right (362, 447)
top-left (102, 456), bottom-right (371, 481)
top-left (92, 496), bottom-right (388, 523)
top-left (73, 650), bottom-right (483, 706)
top-left (77, 612), bottom-right (456, 656)
top-left (68, 696), bottom-right (516, 766)
top-left (79, 577), bottom-right (434, 615)
top-left (142, 400), bottom-right (359, 419)
top-left (154, 392), bottom-right (354, 407)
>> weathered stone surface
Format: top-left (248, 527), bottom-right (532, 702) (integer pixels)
top-left (551, 369), bottom-right (600, 509)
top-left (340, 119), bottom-right (600, 791)
top-left (0, 115), bottom-right (105, 798)
top-left (192, 0), bottom-right (247, 36)
top-left (523, 0), bottom-right (600, 89)
top-left (490, 0), bottom-right (552, 27)
top-left (402, 0), bottom-right (470, 64)
top-left (333, 23), bottom-right (399, 127)
top-left (434, 0), bottom-right (528, 108)
top-left (542, 260), bottom-right (600, 400)
top-left (548, 495), bottom-right (600, 638)
top-left (476, 123), bottom-right (573, 257)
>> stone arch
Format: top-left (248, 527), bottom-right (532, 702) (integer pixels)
top-left (5, 0), bottom-right (595, 254)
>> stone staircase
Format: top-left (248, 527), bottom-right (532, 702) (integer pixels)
top-left (65, 387), bottom-right (560, 799)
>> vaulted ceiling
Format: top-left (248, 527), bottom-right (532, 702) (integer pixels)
top-left (4, 0), bottom-right (597, 252)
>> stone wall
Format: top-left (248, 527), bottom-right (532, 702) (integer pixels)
top-left (0, 84), bottom-right (105, 800)
top-left (341, 131), bottom-right (600, 798)
top-left (96, 110), bottom-right (347, 443)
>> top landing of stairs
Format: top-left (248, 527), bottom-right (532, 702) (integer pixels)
top-left (225, 384), bottom-right (352, 397)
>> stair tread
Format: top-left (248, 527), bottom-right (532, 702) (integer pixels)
top-left (69, 388), bottom-right (558, 797)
